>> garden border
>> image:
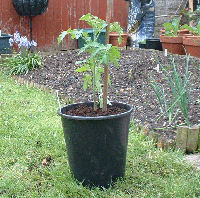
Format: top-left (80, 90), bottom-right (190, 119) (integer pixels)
top-left (136, 124), bottom-right (200, 153)
top-left (10, 74), bottom-right (200, 153)
top-left (11, 75), bottom-right (72, 104)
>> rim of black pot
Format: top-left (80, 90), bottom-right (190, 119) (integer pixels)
top-left (57, 101), bottom-right (133, 120)
top-left (146, 38), bottom-right (160, 42)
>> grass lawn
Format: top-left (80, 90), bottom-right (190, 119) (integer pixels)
top-left (0, 72), bottom-right (200, 198)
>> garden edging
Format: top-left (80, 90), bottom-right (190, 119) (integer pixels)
top-left (136, 124), bottom-right (200, 153)
top-left (11, 75), bottom-right (71, 104)
top-left (11, 70), bottom-right (200, 153)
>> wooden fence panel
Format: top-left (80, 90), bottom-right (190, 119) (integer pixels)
top-left (0, 0), bottom-right (129, 49)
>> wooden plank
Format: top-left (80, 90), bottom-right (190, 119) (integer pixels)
top-left (32, 15), bottom-right (39, 45)
top-left (84, 0), bottom-right (92, 28)
top-left (187, 126), bottom-right (199, 153)
top-left (45, 0), bottom-right (54, 46)
top-left (60, 0), bottom-right (70, 49)
top-left (1, 0), bottom-right (10, 33)
top-left (9, 1), bottom-right (21, 34)
top-left (84, 0), bottom-right (91, 16)
top-left (64, 0), bottom-right (78, 49)
top-left (53, 0), bottom-right (62, 43)
top-left (34, 14), bottom-right (46, 47)
top-left (20, 16), bottom-right (30, 38)
top-left (91, 0), bottom-right (99, 17)
top-left (70, 0), bottom-right (77, 29)
top-left (189, 0), bottom-right (194, 26)
top-left (176, 126), bottom-right (188, 152)
top-left (61, 0), bottom-right (69, 30)
top-left (99, 0), bottom-right (107, 20)
top-left (113, 0), bottom-right (129, 29)
top-left (76, 0), bottom-right (85, 28)
top-left (0, 0), bottom-right (2, 30)
top-left (189, 0), bottom-right (194, 12)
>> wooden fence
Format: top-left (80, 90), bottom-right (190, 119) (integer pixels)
top-left (0, 0), bottom-right (129, 49)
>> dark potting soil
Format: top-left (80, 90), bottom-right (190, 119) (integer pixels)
top-left (17, 48), bottom-right (200, 141)
top-left (65, 104), bottom-right (126, 117)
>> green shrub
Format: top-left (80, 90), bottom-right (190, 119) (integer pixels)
top-left (0, 31), bottom-right (43, 75)
top-left (1, 52), bottom-right (43, 75)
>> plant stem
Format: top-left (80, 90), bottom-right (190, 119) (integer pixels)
top-left (103, 0), bottom-right (112, 112)
top-left (93, 63), bottom-right (97, 111)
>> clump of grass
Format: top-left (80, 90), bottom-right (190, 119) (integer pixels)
top-left (0, 52), bottom-right (43, 75)
top-left (0, 72), bottom-right (199, 197)
top-left (148, 55), bottom-right (191, 126)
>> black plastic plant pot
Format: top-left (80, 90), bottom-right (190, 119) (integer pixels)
top-left (139, 43), bottom-right (146, 49)
top-left (0, 34), bottom-right (12, 54)
top-left (58, 102), bottom-right (133, 188)
top-left (146, 38), bottom-right (163, 51)
top-left (12, 0), bottom-right (49, 16)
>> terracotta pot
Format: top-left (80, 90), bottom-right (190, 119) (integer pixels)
top-left (109, 33), bottom-right (128, 47)
top-left (160, 28), bottom-right (165, 35)
top-left (183, 36), bottom-right (200, 58)
top-left (178, 29), bottom-right (190, 36)
top-left (181, 34), bottom-right (194, 38)
top-left (160, 29), bottom-right (190, 36)
top-left (160, 35), bottom-right (185, 55)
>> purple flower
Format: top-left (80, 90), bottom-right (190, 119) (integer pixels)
top-left (9, 38), bottom-right (14, 46)
top-left (18, 36), bottom-right (30, 48)
top-left (10, 31), bottom-right (38, 52)
top-left (14, 31), bottom-right (20, 43)
top-left (31, 40), bottom-right (37, 47)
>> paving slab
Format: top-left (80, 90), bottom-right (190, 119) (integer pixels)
top-left (185, 153), bottom-right (200, 170)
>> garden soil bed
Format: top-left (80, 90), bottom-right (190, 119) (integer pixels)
top-left (19, 48), bottom-right (200, 143)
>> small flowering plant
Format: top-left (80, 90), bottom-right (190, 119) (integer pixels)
top-left (1, 31), bottom-right (43, 75)
top-left (9, 31), bottom-right (37, 55)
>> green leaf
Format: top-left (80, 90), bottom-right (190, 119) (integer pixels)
top-left (75, 60), bottom-right (86, 65)
top-left (83, 74), bottom-right (92, 91)
top-left (98, 67), bottom-right (104, 73)
top-left (108, 75), bottom-right (111, 86)
top-left (102, 54), bottom-right (109, 65)
top-left (75, 65), bottom-right (90, 72)
top-left (163, 17), bottom-right (181, 36)
top-left (80, 13), bottom-right (107, 31)
top-left (109, 46), bottom-right (120, 67)
top-left (58, 31), bottom-right (68, 44)
top-left (163, 22), bottom-right (173, 30)
top-left (110, 22), bottom-right (123, 34)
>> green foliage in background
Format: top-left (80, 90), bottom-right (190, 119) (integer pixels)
top-left (181, 21), bottom-right (200, 36)
top-left (163, 17), bottom-right (181, 36)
